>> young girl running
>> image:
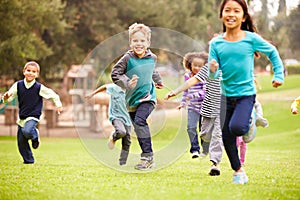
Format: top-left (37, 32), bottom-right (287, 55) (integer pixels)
top-left (177, 52), bottom-right (207, 159)
top-left (208, 0), bottom-right (284, 184)
top-left (166, 0), bottom-right (284, 184)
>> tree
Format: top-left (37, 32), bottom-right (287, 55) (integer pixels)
top-left (0, 0), bottom-right (67, 79)
top-left (286, 4), bottom-right (300, 54)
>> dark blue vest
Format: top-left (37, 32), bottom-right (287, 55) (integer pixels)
top-left (17, 80), bottom-right (43, 119)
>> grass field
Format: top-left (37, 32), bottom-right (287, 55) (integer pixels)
top-left (0, 74), bottom-right (300, 200)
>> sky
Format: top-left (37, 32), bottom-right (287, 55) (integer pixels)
top-left (251, 0), bottom-right (299, 16)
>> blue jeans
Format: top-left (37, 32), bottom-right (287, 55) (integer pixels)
top-left (129, 102), bottom-right (155, 157)
top-left (220, 95), bottom-right (256, 171)
top-left (187, 109), bottom-right (201, 153)
top-left (17, 120), bottom-right (39, 163)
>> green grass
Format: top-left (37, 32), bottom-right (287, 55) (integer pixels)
top-left (1, 74), bottom-right (300, 200)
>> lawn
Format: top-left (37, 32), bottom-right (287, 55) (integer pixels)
top-left (0, 74), bottom-right (299, 200)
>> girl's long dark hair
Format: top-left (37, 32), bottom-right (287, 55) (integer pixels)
top-left (219, 0), bottom-right (259, 57)
top-left (219, 0), bottom-right (257, 33)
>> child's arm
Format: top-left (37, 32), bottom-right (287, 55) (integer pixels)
top-left (111, 54), bottom-right (132, 90)
top-left (178, 88), bottom-right (188, 110)
top-left (209, 59), bottom-right (219, 73)
top-left (39, 85), bottom-right (63, 114)
top-left (1, 82), bottom-right (18, 103)
top-left (254, 78), bottom-right (262, 90)
top-left (291, 96), bottom-right (300, 115)
top-left (85, 85), bottom-right (107, 99)
top-left (187, 88), bottom-right (206, 101)
top-left (177, 73), bottom-right (190, 109)
top-left (164, 76), bottom-right (200, 100)
top-left (253, 33), bottom-right (284, 88)
top-left (208, 40), bottom-right (221, 80)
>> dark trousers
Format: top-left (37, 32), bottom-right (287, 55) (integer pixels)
top-left (220, 95), bottom-right (256, 170)
top-left (17, 120), bottom-right (38, 163)
top-left (129, 102), bottom-right (155, 157)
top-left (111, 119), bottom-right (131, 165)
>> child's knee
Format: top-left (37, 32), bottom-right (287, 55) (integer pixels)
top-left (134, 117), bottom-right (147, 126)
top-left (21, 127), bottom-right (34, 138)
top-left (116, 130), bottom-right (126, 138)
top-left (230, 124), bottom-right (249, 136)
top-left (187, 126), bottom-right (197, 132)
top-left (200, 133), bottom-right (211, 142)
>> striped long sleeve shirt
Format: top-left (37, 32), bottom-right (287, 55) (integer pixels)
top-left (181, 72), bottom-right (206, 114)
top-left (195, 64), bottom-right (221, 118)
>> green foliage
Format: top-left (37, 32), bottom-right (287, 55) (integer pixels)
top-left (286, 64), bottom-right (300, 74)
top-left (0, 0), bottom-right (67, 79)
top-left (287, 4), bottom-right (300, 53)
top-left (1, 0), bottom-right (299, 83)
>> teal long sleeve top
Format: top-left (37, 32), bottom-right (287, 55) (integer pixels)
top-left (208, 31), bottom-right (284, 97)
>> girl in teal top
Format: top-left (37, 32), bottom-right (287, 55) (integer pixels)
top-left (209, 31), bottom-right (284, 97)
top-left (208, 0), bottom-right (284, 184)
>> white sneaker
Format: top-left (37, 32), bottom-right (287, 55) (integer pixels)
top-left (191, 151), bottom-right (200, 159)
top-left (243, 110), bottom-right (257, 143)
top-left (256, 116), bottom-right (269, 128)
top-left (134, 156), bottom-right (155, 170)
top-left (233, 169), bottom-right (248, 184)
top-left (107, 132), bottom-right (115, 150)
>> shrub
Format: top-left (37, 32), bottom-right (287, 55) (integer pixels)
top-left (286, 64), bottom-right (300, 74)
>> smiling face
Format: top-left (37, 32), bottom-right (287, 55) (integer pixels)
top-left (221, 0), bottom-right (245, 31)
top-left (23, 64), bottom-right (39, 82)
top-left (129, 31), bottom-right (150, 58)
top-left (191, 58), bottom-right (205, 75)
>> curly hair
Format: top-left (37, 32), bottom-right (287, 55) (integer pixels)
top-left (182, 52), bottom-right (208, 71)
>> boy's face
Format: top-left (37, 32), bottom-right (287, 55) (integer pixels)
top-left (130, 31), bottom-right (150, 58)
top-left (23, 65), bottom-right (39, 82)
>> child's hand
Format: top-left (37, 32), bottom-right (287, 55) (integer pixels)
top-left (164, 91), bottom-right (176, 100)
top-left (272, 80), bottom-right (282, 88)
top-left (56, 107), bottom-right (63, 115)
top-left (2, 92), bottom-right (12, 101)
top-left (155, 83), bottom-right (164, 89)
top-left (129, 74), bottom-right (139, 89)
top-left (291, 107), bottom-right (298, 115)
top-left (209, 59), bottom-right (219, 73)
top-left (176, 104), bottom-right (185, 110)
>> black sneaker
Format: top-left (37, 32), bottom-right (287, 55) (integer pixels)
top-left (23, 161), bottom-right (34, 164)
top-left (209, 163), bottom-right (220, 176)
top-left (32, 129), bottom-right (40, 149)
top-left (134, 157), bottom-right (155, 170)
